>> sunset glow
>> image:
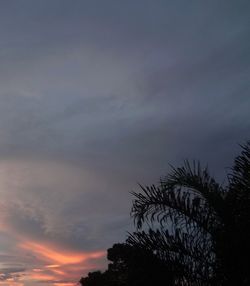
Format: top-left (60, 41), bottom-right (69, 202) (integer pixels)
top-left (20, 241), bottom-right (105, 265)
top-left (0, 234), bottom-right (106, 285)
top-left (0, 1), bottom-right (248, 285)
top-left (16, 240), bottom-right (105, 284)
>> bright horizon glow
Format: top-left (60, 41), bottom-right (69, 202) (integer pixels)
top-left (0, 241), bottom-right (106, 285)
top-left (20, 241), bottom-right (105, 265)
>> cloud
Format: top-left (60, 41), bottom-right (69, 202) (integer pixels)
top-left (19, 241), bottom-right (105, 265)
top-left (18, 241), bottom-right (105, 285)
top-left (0, 159), bottom-right (131, 246)
top-left (0, 0), bottom-right (249, 285)
top-left (0, 268), bottom-right (25, 281)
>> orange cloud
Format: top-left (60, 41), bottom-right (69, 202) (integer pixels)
top-left (17, 240), bottom-right (106, 285)
top-left (53, 283), bottom-right (76, 286)
top-left (46, 264), bottom-right (61, 268)
top-left (51, 268), bottom-right (66, 276)
top-left (29, 273), bottom-right (55, 281)
top-left (20, 241), bottom-right (105, 265)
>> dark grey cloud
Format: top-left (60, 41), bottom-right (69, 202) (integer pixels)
top-left (0, 267), bottom-right (25, 281)
top-left (0, 0), bottom-right (249, 285)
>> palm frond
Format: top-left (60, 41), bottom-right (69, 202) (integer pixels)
top-left (226, 141), bottom-right (250, 228)
top-left (162, 161), bottom-right (226, 216)
top-left (228, 141), bottom-right (250, 199)
top-left (127, 228), bottom-right (214, 285)
top-left (131, 161), bottom-right (225, 234)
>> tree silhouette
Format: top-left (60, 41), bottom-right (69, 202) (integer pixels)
top-left (80, 141), bottom-right (250, 286)
top-left (80, 243), bottom-right (175, 286)
top-left (79, 271), bottom-right (108, 286)
top-left (129, 141), bottom-right (250, 285)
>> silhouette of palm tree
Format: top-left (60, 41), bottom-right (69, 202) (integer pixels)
top-left (129, 142), bottom-right (250, 285)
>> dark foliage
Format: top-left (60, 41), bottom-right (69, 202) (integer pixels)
top-left (79, 271), bottom-right (108, 286)
top-left (130, 141), bottom-right (250, 285)
top-left (80, 142), bottom-right (250, 286)
top-left (80, 243), bottom-right (174, 286)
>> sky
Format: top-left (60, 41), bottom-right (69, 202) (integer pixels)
top-left (0, 0), bottom-right (249, 285)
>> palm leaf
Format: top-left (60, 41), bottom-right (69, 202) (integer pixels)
top-left (127, 228), bottom-right (214, 286)
top-left (131, 161), bottom-right (225, 236)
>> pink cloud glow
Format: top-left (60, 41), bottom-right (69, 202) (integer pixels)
top-left (0, 236), bottom-right (105, 285)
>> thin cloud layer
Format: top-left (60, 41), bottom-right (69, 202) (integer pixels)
top-left (0, 0), bottom-right (249, 285)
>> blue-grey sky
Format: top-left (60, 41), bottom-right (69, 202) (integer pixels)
top-left (0, 1), bottom-right (249, 285)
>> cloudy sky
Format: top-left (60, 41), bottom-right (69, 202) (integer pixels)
top-left (0, 1), bottom-right (249, 285)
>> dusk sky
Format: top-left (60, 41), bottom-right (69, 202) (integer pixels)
top-left (0, 1), bottom-right (249, 285)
